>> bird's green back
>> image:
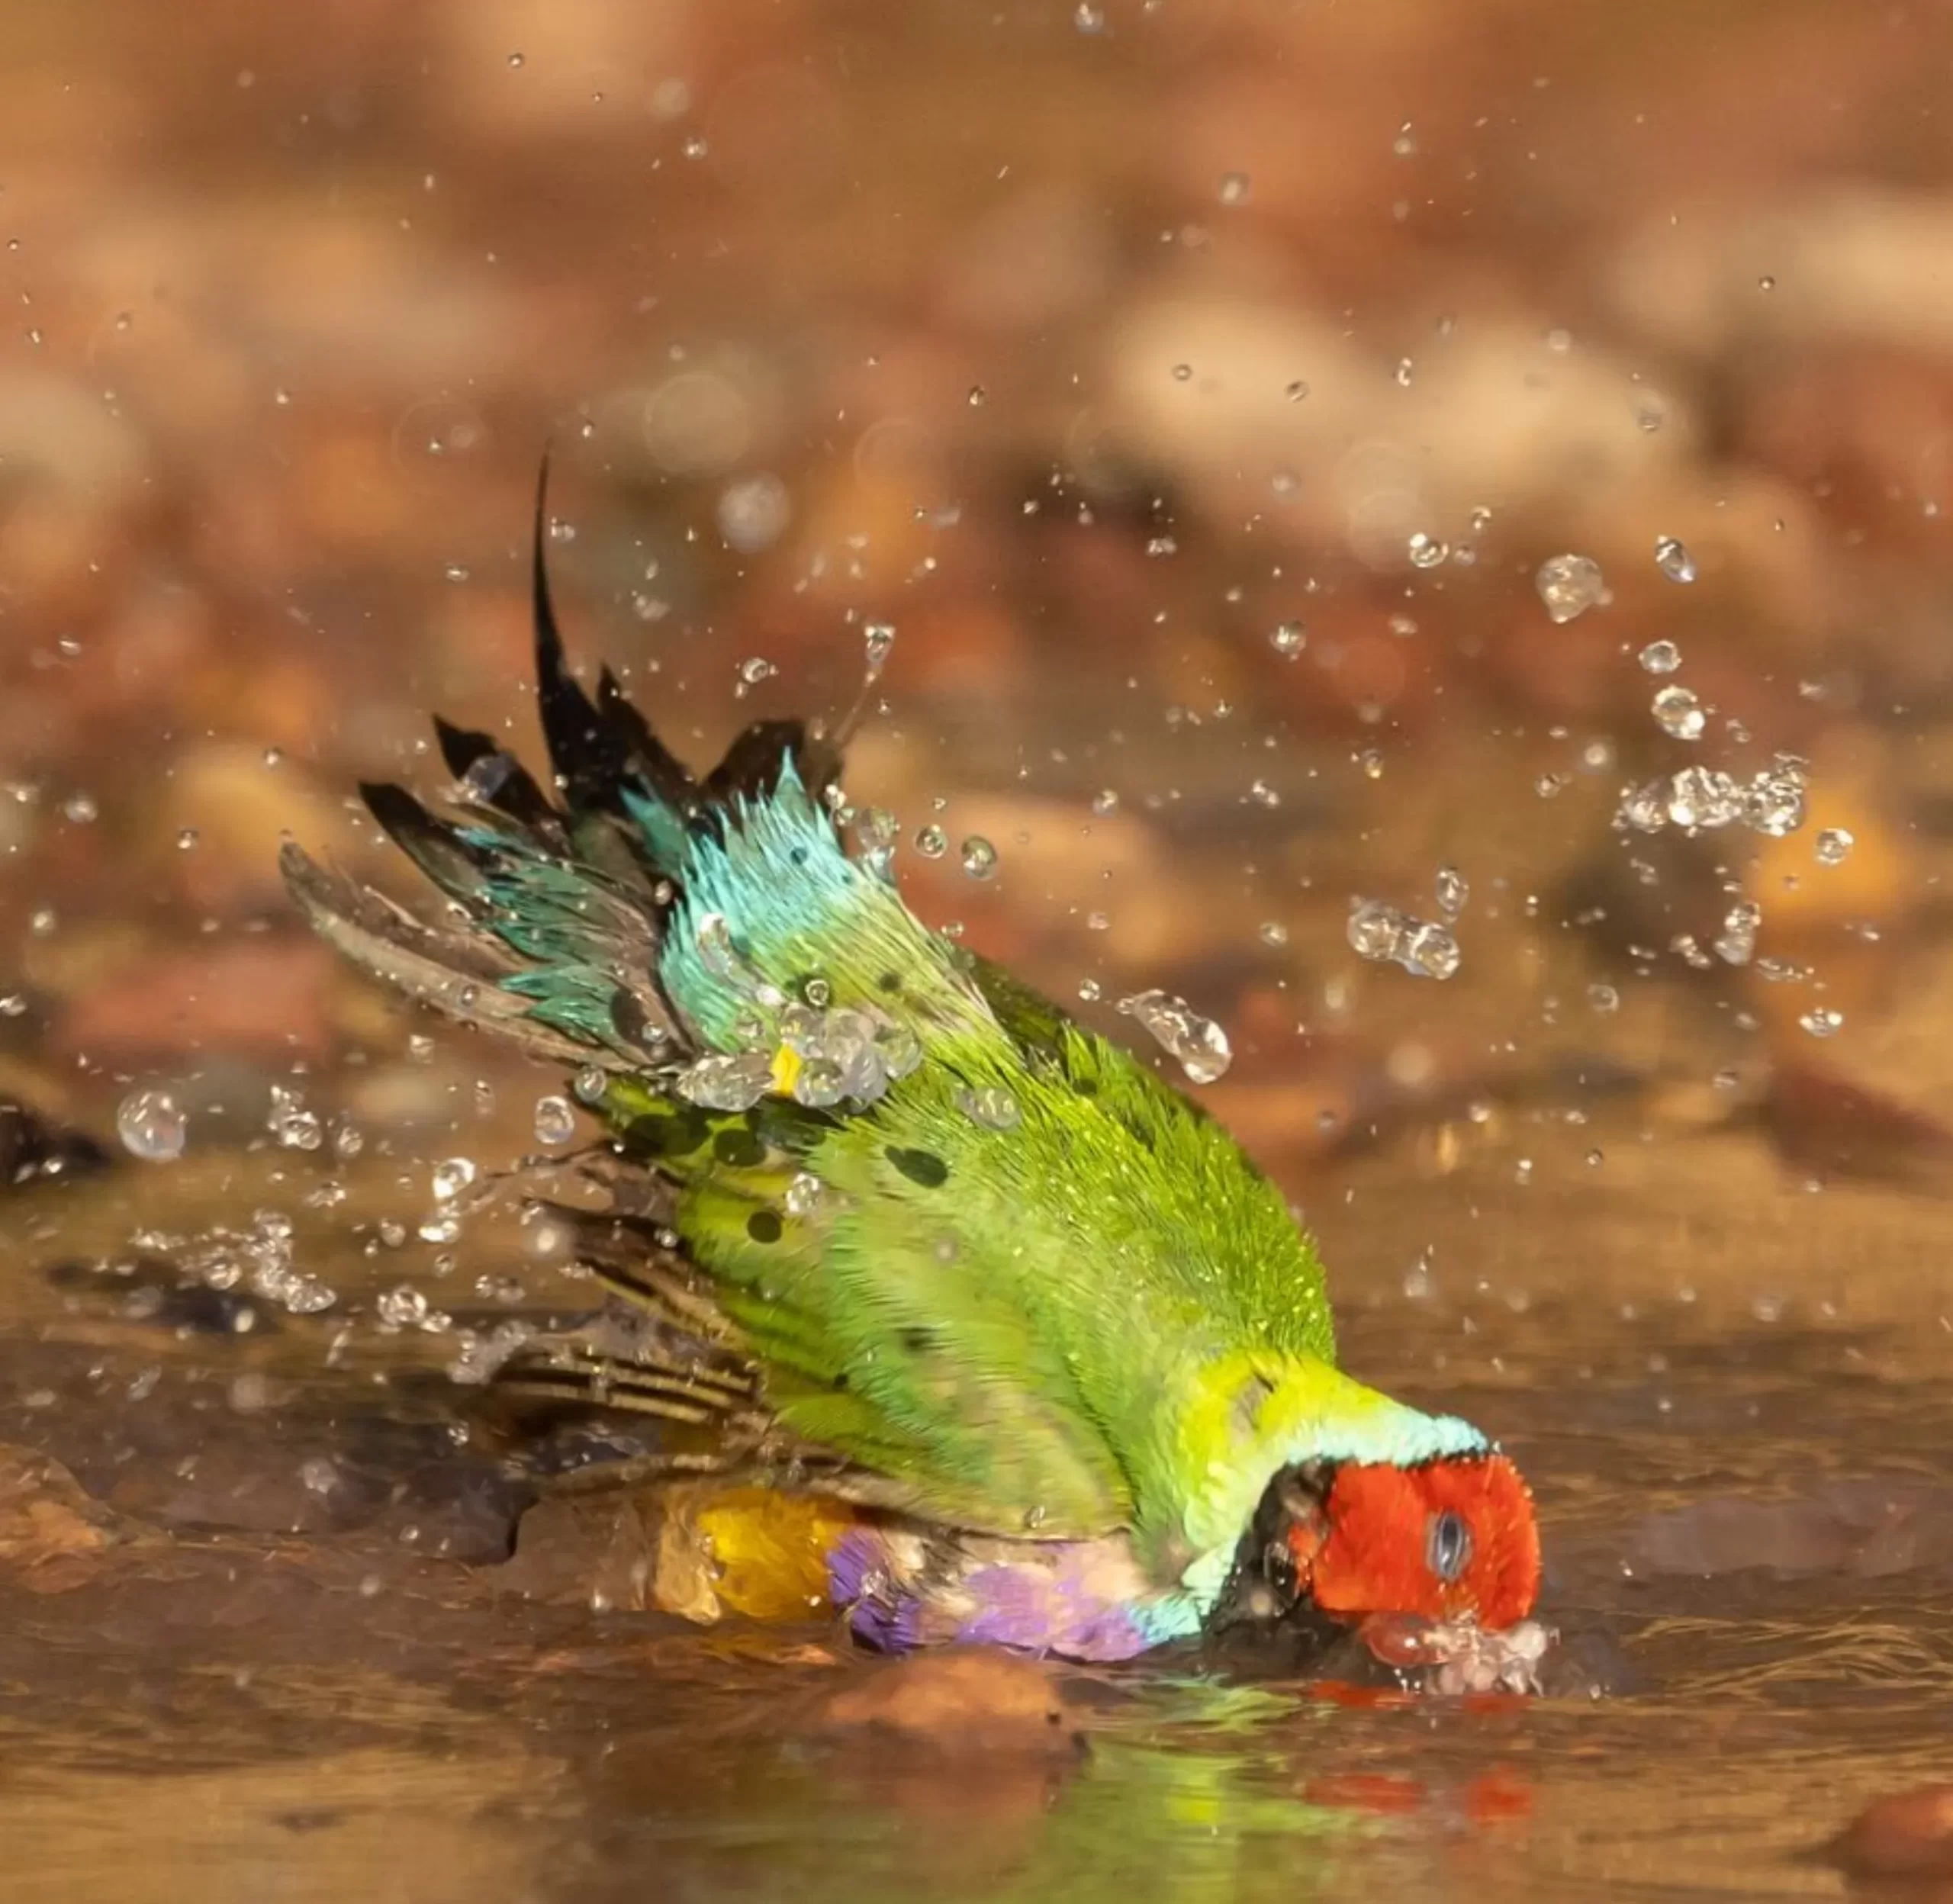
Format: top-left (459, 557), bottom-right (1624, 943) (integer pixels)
top-left (603, 762), bottom-right (1337, 1563)
top-left (283, 488), bottom-right (1488, 1615)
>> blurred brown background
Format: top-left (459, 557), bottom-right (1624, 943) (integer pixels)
top-left (7, 0), bottom-right (1953, 1195)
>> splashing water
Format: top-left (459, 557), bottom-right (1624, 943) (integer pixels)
top-left (956, 1085), bottom-right (1022, 1130)
top-left (1535, 552), bottom-right (1610, 623)
top-left (171, 1209), bottom-right (336, 1316)
top-left (677, 1053), bottom-right (776, 1113)
top-left (1714, 900), bottom-right (1762, 966)
top-left (1654, 536), bottom-right (1697, 583)
top-left (1651, 685), bottom-right (1707, 741)
top-left (1116, 990), bottom-right (1233, 1084)
top-left (1616, 757), bottom-right (1807, 838)
top-left (1347, 901), bottom-right (1462, 980)
top-left (117, 1089), bottom-right (186, 1163)
top-left (532, 1095), bottom-right (577, 1147)
top-left (267, 1084), bottom-right (323, 1152)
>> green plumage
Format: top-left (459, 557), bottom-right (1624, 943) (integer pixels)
top-left (283, 481), bottom-right (1486, 1617)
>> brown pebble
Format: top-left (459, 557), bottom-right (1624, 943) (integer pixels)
top-left (1831, 1785), bottom-right (1953, 1880)
top-left (816, 1648), bottom-right (1079, 1754)
top-left (0, 1444), bottom-right (128, 1592)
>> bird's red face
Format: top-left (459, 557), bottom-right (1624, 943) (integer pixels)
top-left (1285, 1452), bottom-right (1540, 1629)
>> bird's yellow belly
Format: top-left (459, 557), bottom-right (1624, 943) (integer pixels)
top-left (652, 1484), bottom-right (863, 1626)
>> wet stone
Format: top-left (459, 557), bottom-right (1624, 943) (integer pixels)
top-left (0, 1444), bottom-right (130, 1592)
top-left (813, 1650), bottom-right (1082, 1756)
top-left (1829, 1785), bottom-right (1953, 1880)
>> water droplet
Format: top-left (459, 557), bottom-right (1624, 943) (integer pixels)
top-left (1347, 899), bottom-right (1407, 963)
top-left (785, 1172), bottom-right (824, 1217)
top-left (263, 746), bottom-right (284, 768)
top-left (1651, 685), bottom-right (1706, 741)
top-left (1639, 639), bottom-right (1682, 674)
top-left (117, 1089), bottom-right (185, 1163)
top-left (1358, 748), bottom-right (1385, 781)
top-left (677, 1052), bottom-right (775, 1112)
top-left (957, 1085), bottom-right (1022, 1130)
top-left (694, 912), bottom-right (745, 983)
top-left (1218, 172), bottom-right (1250, 206)
top-left (1248, 779), bottom-right (1280, 809)
top-left (432, 1156), bottom-right (478, 1203)
top-left (1662, 766), bottom-right (1745, 831)
top-left (960, 836), bottom-right (998, 880)
top-left (1401, 921), bottom-right (1460, 981)
top-left (854, 806), bottom-right (900, 880)
top-left (1654, 536), bottom-right (1696, 583)
top-left (61, 793), bottom-right (96, 825)
top-left (915, 823), bottom-right (948, 858)
top-left (874, 1019), bottom-right (923, 1079)
top-left (507, 51), bottom-right (525, 68)
top-left (1799, 1006), bottom-right (1844, 1039)
top-left (378, 1284), bottom-right (430, 1329)
top-left (1270, 620), bottom-right (1306, 658)
top-left (1171, 362), bottom-right (1193, 382)
top-left (864, 622), bottom-right (896, 677)
top-left (1535, 552), bottom-right (1610, 623)
top-left (1714, 899), bottom-right (1762, 966)
top-left (1117, 989), bottom-right (1231, 1083)
top-left (1587, 983), bottom-right (1620, 1014)
top-left (1814, 827), bottom-right (1854, 866)
top-left (1284, 380), bottom-right (1309, 403)
top-left (532, 1095), bottom-right (576, 1146)
top-left (738, 655), bottom-right (777, 687)
top-left (1744, 755), bottom-right (1809, 837)
top-left (1407, 532), bottom-right (1449, 569)
top-left (574, 1065), bottom-right (607, 1104)
top-left (1435, 864), bottom-right (1469, 918)
top-left (1074, 0), bottom-right (1105, 29)
top-left (1348, 900), bottom-right (1459, 979)
top-left (1090, 789), bottom-right (1120, 817)
top-left (267, 1084), bottom-right (322, 1150)
top-left (1258, 921), bottom-right (1289, 947)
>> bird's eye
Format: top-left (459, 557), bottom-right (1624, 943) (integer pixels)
top-left (1426, 1508), bottom-right (1472, 1583)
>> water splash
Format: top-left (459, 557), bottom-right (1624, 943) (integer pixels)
top-left (1535, 552), bottom-right (1610, 623)
top-left (117, 1089), bottom-right (185, 1163)
top-left (1117, 990), bottom-right (1232, 1083)
top-left (1347, 901), bottom-right (1461, 980)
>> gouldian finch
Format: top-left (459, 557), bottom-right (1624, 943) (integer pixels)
top-left (282, 476), bottom-right (1540, 1662)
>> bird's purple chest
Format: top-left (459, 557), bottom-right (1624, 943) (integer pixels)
top-left (825, 1524), bottom-right (1165, 1661)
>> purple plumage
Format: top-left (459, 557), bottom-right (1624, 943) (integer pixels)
top-left (826, 1524), bottom-right (1163, 1662)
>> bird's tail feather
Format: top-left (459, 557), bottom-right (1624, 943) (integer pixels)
top-left (280, 462), bottom-right (845, 1068)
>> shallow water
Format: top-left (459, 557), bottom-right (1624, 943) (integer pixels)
top-left (12, 0), bottom-right (1953, 1895)
top-left (5, 1117), bottom-right (1953, 1903)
